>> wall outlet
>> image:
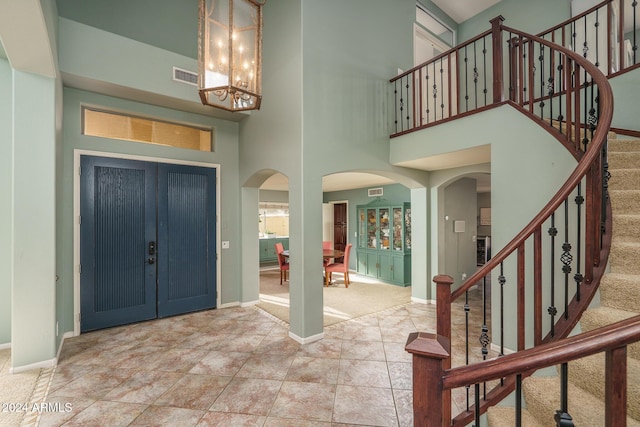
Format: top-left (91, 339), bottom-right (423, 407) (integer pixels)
top-left (462, 273), bottom-right (467, 280)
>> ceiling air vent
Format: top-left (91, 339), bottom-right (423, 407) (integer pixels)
top-left (173, 67), bottom-right (198, 86)
top-left (368, 187), bottom-right (383, 197)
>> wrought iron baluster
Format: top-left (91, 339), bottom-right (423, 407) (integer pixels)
top-left (595, 9), bottom-right (600, 68)
top-left (394, 80), bottom-right (399, 134)
top-left (548, 47), bottom-right (555, 127)
top-left (557, 53), bottom-right (565, 132)
top-left (634, 0), bottom-right (638, 65)
top-left (473, 40), bottom-right (478, 110)
top-left (464, 45), bottom-right (469, 111)
top-left (440, 57), bottom-right (445, 119)
top-left (574, 183), bottom-right (584, 301)
top-left (425, 68), bottom-right (430, 124)
top-left (562, 199), bottom-right (573, 320)
top-left (465, 290), bottom-right (470, 412)
top-left (508, 35), bottom-right (514, 103)
top-left (554, 363), bottom-right (574, 426)
top-left (483, 36), bottom-right (488, 106)
top-left (480, 274), bottom-right (490, 400)
top-left (405, 76), bottom-right (411, 131)
top-left (433, 61), bottom-right (438, 121)
top-left (582, 16), bottom-right (589, 59)
top-left (499, 262), bottom-right (506, 357)
top-left (548, 213), bottom-right (558, 337)
top-left (539, 43), bottom-right (546, 120)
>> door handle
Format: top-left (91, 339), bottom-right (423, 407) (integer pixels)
top-left (148, 257), bottom-right (155, 265)
top-left (148, 241), bottom-right (156, 255)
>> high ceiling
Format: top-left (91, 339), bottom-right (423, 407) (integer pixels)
top-left (431, 0), bottom-right (503, 24)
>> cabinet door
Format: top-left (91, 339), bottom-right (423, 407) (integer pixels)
top-left (259, 240), bottom-right (270, 261)
top-left (391, 256), bottom-right (405, 284)
top-left (378, 253), bottom-right (393, 282)
top-left (357, 251), bottom-right (367, 275)
top-left (366, 252), bottom-right (378, 277)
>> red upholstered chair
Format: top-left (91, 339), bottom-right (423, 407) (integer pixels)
top-left (275, 243), bottom-right (289, 285)
top-left (322, 241), bottom-right (333, 267)
top-left (324, 243), bottom-right (352, 288)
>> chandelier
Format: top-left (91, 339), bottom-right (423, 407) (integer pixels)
top-left (198, 0), bottom-right (265, 112)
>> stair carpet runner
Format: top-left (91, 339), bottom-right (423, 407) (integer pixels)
top-left (487, 135), bottom-right (640, 426)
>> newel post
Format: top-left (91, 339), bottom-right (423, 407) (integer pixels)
top-left (405, 332), bottom-right (451, 427)
top-left (491, 15), bottom-right (506, 103)
top-left (434, 274), bottom-right (454, 341)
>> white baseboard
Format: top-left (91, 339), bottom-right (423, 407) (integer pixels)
top-left (240, 300), bottom-right (260, 308)
top-left (289, 331), bottom-right (324, 345)
top-left (0, 342), bottom-right (10, 350)
top-left (410, 296), bottom-right (434, 305)
top-left (218, 301), bottom-right (240, 309)
top-left (10, 357), bottom-right (57, 374)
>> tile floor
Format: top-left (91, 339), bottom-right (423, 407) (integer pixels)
top-left (37, 290), bottom-right (488, 427)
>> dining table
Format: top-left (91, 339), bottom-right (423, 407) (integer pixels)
top-left (281, 249), bottom-right (345, 284)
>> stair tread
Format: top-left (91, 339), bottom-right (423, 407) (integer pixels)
top-left (523, 375), bottom-right (640, 426)
top-left (568, 353), bottom-right (640, 420)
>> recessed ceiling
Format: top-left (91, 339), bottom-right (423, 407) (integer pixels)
top-left (431, 0), bottom-right (503, 24)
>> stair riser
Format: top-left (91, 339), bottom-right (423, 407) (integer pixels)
top-left (580, 315), bottom-right (640, 360)
top-left (609, 152), bottom-right (640, 169)
top-left (609, 139), bottom-right (640, 153)
top-left (568, 356), bottom-right (640, 421)
top-left (600, 275), bottom-right (640, 313)
top-left (609, 170), bottom-right (640, 191)
top-left (610, 191), bottom-right (640, 214)
top-left (613, 216), bottom-right (640, 242)
top-left (610, 244), bottom-right (640, 275)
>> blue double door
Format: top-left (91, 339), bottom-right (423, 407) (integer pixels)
top-left (80, 156), bottom-right (217, 332)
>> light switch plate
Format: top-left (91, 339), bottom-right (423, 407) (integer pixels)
top-left (222, 241), bottom-right (230, 249)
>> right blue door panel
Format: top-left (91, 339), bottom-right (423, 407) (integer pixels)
top-left (157, 163), bottom-right (217, 317)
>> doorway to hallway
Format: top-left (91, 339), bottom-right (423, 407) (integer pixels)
top-left (79, 155), bottom-right (217, 332)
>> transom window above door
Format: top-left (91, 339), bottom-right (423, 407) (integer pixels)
top-left (82, 107), bottom-right (213, 152)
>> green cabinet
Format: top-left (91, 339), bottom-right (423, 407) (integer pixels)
top-left (356, 201), bottom-right (411, 286)
top-left (259, 237), bottom-right (289, 264)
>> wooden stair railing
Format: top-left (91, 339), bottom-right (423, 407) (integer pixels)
top-left (406, 316), bottom-right (640, 427)
top-left (398, 15), bottom-right (616, 427)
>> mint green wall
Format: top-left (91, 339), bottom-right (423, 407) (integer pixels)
top-left (56, 0), bottom-right (198, 59)
top-left (458, 0), bottom-right (571, 42)
top-left (610, 71), bottom-right (640, 131)
top-left (57, 88), bottom-right (242, 335)
top-left (58, 18), bottom-right (200, 107)
top-left (443, 178), bottom-right (477, 288)
top-left (12, 70), bottom-right (58, 368)
top-left (0, 59), bottom-right (11, 346)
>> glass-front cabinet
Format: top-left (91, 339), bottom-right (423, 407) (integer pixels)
top-left (356, 200), bottom-right (411, 286)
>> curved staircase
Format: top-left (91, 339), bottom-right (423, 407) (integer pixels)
top-left (487, 135), bottom-right (640, 426)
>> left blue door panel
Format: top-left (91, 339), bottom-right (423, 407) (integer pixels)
top-left (80, 156), bottom-right (157, 332)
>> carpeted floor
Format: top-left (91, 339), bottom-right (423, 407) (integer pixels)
top-left (257, 268), bottom-right (412, 326)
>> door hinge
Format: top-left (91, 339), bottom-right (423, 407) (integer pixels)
top-left (78, 264), bottom-right (82, 274)
top-left (78, 165), bottom-right (82, 176)
top-left (78, 215), bottom-right (82, 225)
